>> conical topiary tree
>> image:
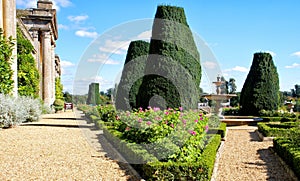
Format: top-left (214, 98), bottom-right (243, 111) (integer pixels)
top-left (240, 52), bottom-right (279, 116)
top-left (136, 5), bottom-right (201, 110)
top-left (86, 83), bottom-right (101, 105)
top-left (115, 40), bottom-right (150, 110)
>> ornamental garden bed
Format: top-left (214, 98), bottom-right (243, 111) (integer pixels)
top-left (83, 105), bottom-right (224, 180)
top-left (257, 121), bottom-right (300, 179)
top-left (257, 122), bottom-right (300, 137)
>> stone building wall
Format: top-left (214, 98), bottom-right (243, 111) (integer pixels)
top-left (1, 0), bottom-right (61, 106)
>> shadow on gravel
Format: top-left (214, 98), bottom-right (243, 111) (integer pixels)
top-left (42, 117), bottom-right (78, 120)
top-left (95, 133), bottom-right (141, 181)
top-left (249, 130), bottom-right (262, 142)
top-left (21, 123), bottom-right (97, 130)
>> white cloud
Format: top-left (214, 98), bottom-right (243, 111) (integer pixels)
top-left (265, 50), bottom-right (276, 57)
top-left (232, 66), bottom-right (248, 72)
top-left (75, 30), bottom-right (98, 39)
top-left (291, 51), bottom-right (300, 58)
top-left (285, 63), bottom-right (300, 69)
top-left (86, 54), bottom-right (120, 65)
top-left (61, 60), bottom-right (75, 67)
top-left (68, 15), bottom-right (89, 23)
top-left (137, 30), bottom-right (152, 40)
top-left (16, 0), bottom-right (72, 11)
top-left (202, 61), bottom-right (217, 69)
top-left (99, 39), bottom-right (130, 55)
top-left (58, 24), bottom-right (68, 30)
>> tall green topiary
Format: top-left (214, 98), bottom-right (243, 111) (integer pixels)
top-left (55, 77), bottom-right (64, 100)
top-left (136, 5), bottom-right (201, 110)
top-left (240, 52), bottom-right (279, 116)
top-left (115, 40), bottom-right (150, 110)
top-left (86, 83), bottom-right (101, 105)
top-left (17, 27), bottom-right (40, 97)
top-left (0, 28), bottom-right (14, 94)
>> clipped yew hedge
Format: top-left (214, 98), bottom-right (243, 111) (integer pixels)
top-left (273, 137), bottom-right (300, 179)
top-left (257, 122), bottom-right (299, 137)
top-left (137, 5), bottom-right (201, 110)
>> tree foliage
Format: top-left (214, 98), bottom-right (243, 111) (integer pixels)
top-left (17, 27), bottom-right (40, 97)
top-left (86, 83), bottom-right (101, 105)
top-left (115, 40), bottom-right (150, 110)
top-left (137, 5), bottom-right (201, 110)
top-left (240, 52), bottom-right (279, 115)
top-left (55, 77), bottom-right (64, 100)
top-left (0, 28), bottom-right (14, 94)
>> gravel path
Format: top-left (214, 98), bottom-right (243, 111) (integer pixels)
top-left (0, 110), bottom-right (140, 180)
top-left (216, 127), bottom-right (298, 181)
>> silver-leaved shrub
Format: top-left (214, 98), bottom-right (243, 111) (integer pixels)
top-left (0, 94), bottom-right (42, 128)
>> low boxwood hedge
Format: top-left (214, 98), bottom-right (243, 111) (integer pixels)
top-left (257, 122), bottom-right (296, 137)
top-left (262, 117), bottom-right (297, 122)
top-left (101, 121), bottom-right (221, 180)
top-left (273, 137), bottom-right (300, 179)
top-left (207, 122), bottom-right (226, 138)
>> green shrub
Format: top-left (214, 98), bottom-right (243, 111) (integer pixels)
top-left (257, 122), bottom-right (298, 137)
top-left (222, 107), bottom-right (239, 116)
top-left (0, 28), bottom-right (14, 94)
top-left (240, 52), bottom-right (279, 116)
top-left (53, 99), bottom-right (64, 112)
top-left (262, 117), bottom-right (297, 122)
top-left (273, 136), bottom-right (300, 178)
top-left (115, 40), bottom-right (150, 110)
top-left (97, 104), bottom-right (117, 122)
top-left (136, 5), bottom-right (201, 110)
top-left (103, 122), bottom-right (220, 180)
top-left (86, 83), bottom-right (101, 105)
top-left (17, 27), bottom-right (40, 97)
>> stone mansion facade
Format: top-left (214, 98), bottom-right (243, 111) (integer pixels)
top-left (0, 0), bottom-right (61, 106)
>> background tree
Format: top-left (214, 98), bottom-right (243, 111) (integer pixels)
top-left (115, 40), bottom-right (149, 110)
top-left (17, 27), bottom-right (40, 97)
top-left (137, 5), bottom-right (201, 110)
top-left (86, 83), bottom-right (101, 105)
top-left (0, 29), bottom-right (14, 94)
top-left (55, 77), bottom-right (64, 100)
top-left (240, 52), bottom-right (279, 115)
top-left (63, 92), bottom-right (72, 103)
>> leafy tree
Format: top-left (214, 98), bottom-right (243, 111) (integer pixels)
top-left (63, 91), bottom-right (72, 103)
top-left (0, 28), bottom-right (14, 94)
top-left (240, 52), bottom-right (279, 115)
top-left (17, 27), bottom-right (40, 97)
top-left (137, 5), bottom-right (201, 110)
top-left (115, 40), bottom-right (150, 110)
top-left (86, 83), bottom-right (101, 105)
top-left (55, 77), bottom-right (64, 100)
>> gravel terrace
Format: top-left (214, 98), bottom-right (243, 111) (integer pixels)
top-left (216, 126), bottom-right (298, 181)
top-left (0, 110), bottom-right (140, 181)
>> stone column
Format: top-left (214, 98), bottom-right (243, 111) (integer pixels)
top-left (0, 0), bottom-right (3, 29)
top-left (32, 30), bottom-right (43, 98)
top-left (42, 31), bottom-right (52, 106)
top-left (3, 0), bottom-right (17, 97)
top-left (51, 44), bottom-right (55, 103)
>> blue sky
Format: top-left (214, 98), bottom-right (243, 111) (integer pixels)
top-left (17, 0), bottom-right (300, 94)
